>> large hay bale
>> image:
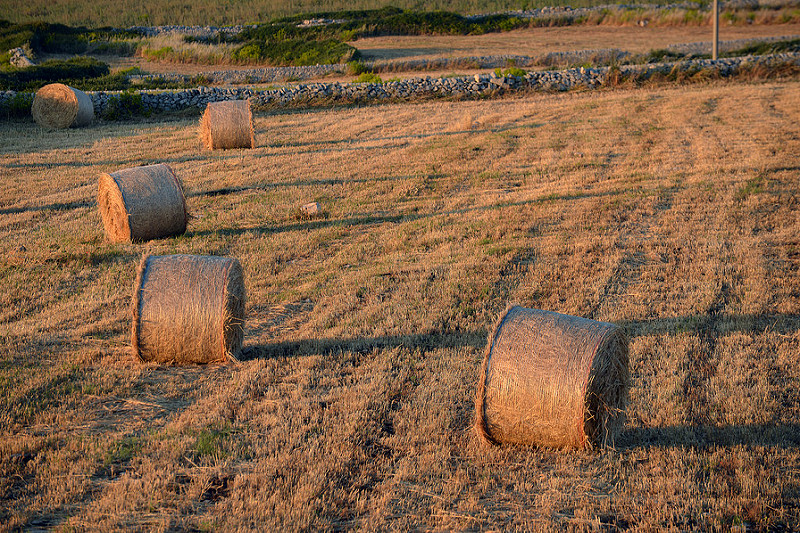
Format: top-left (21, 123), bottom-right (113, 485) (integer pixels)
top-left (475, 305), bottom-right (629, 449)
top-left (200, 100), bottom-right (254, 150)
top-left (132, 254), bottom-right (246, 364)
top-left (97, 163), bottom-right (188, 243)
top-left (31, 83), bottom-right (94, 129)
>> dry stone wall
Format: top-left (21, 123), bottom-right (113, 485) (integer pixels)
top-left (2, 52), bottom-right (798, 118)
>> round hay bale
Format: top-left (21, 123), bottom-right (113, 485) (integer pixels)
top-left (200, 100), bottom-right (254, 150)
top-left (132, 254), bottom-right (246, 364)
top-left (475, 305), bottom-right (629, 449)
top-left (97, 163), bottom-right (188, 243)
top-left (31, 83), bottom-right (94, 129)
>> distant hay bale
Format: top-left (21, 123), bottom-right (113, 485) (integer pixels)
top-left (31, 83), bottom-right (94, 129)
top-left (132, 254), bottom-right (246, 364)
top-left (97, 163), bottom-right (188, 243)
top-left (200, 100), bottom-right (254, 150)
top-left (475, 305), bottom-right (629, 449)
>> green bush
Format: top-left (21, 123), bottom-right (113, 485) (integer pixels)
top-left (101, 91), bottom-right (150, 120)
top-left (141, 46), bottom-right (174, 61)
top-left (494, 67), bottom-right (526, 77)
top-left (725, 38), bottom-right (800, 57)
top-left (347, 60), bottom-right (368, 75)
top-left (232, 38), bottom-right (357, 66)
top-left (91, 40), bottom-right (136, 56)
top-left (0, 56), bottom-right (109, 90)
top-left (0, 91), bottom-right (34, 119)
top-left (0, 21), bottom-right (87, 54)
top-left (355, 72), bottom-right (382, 83)
top-left (0, 20), bottom-right (139, 56)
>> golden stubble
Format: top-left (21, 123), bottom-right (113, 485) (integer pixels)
top-left (0, 79), bottom-right (798, 530)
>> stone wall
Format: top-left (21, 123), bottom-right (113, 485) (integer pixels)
top-left (1, 52), bottom-right (798, 119)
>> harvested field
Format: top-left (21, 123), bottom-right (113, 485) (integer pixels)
top-left (0, 78), bottom-right (799, 530)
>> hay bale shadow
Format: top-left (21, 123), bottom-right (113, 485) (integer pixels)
top-left (239, 330), bottom-right (486, 360)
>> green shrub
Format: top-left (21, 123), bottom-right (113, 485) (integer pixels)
top-left (232, 38), bottom-right (357, 66)
top-left (347, 60), bottom-right (368, 75)
top-left (141, 46), bottom-right (174, 61)
top-left (90, 40), bottom-right (136, 56)
top-left (0, 56), bottom-right (109, 91)
top-left (494, 67), bottom-right (526, 77)
top-left (232, 43), bottom-right (262, 62)
top-left (0, 20), bottom-right (140, 57)
top-left (0, 21), bottom-right (87, 54)
top-left (725, 38), bottom-right (800, 57)
top-left (0, 91), bottom-right (34, 119)
top-left (355, 72), bottom-right (382, 83)
top-left (101, 91), bottom-right (150, 120)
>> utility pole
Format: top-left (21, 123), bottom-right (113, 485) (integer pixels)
top-left (712, 0), bottom-right (719, 60)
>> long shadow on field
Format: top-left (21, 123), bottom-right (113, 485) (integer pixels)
top-left (0, 200), bottom-right (93, 215)
top-left (239, 330), bottom-right (486, 360)
top-left (187, 173), bottom-right (424, 197)
top-left (266, 122), bottom-right (545, 150)
top-left (619, 423), bottom-right (800, 449)
top-left (619, 312), bottom-right (800, 338)
top-left (189, 213), bottom-right (413, 238)
top-left (2, 153), bottom-right (209, 170)
top-left (187, 190), bottom-right (619, 238)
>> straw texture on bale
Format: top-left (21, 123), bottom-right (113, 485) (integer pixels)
top-left (97, 163), bottom-right (188, 243)
top-left (200, 100), bottom-right (254, 150)
top-left (475, 305), bottom-right (629, 449)
top-left (31, 83), bottom-right (94, 129)
top-left (132, 254), bottom-right (246, 364)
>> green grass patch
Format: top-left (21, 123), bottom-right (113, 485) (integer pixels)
top-left (735, 175), bottom-right (765, 201)
top-left (194, 424), bottom-right (238, 459)
top-left (104, 436), bottom-right (142, 467)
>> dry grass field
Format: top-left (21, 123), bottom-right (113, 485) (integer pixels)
top-left (1, 77), bottom-right (799, 530)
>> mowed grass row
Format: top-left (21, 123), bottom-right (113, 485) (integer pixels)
top-left (0, 80), bottom-right (798, 530)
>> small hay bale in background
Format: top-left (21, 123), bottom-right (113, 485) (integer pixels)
top-left (31, 83), bottom-right (94, 129)
top-left (132, 254), bottom-right (246, 364)
top-left (200, 100), bottom-right (254, 150)
top-left (475, 305), bottom-right (629, 449)
top-left (97, 163), bottom-right (188, 242)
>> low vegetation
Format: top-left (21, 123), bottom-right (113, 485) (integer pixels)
top-left (2, 0), bottom-right (800, 27)
top-left (0, 20), bottom-right (137, 56)
top-left (0, 78), bottom-right (798, 530)
top-left (2, 1), bottom-right (800, 72)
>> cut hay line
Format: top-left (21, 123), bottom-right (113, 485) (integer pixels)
top-left (132, 254), bottom-right (246, 364)
top-left (31, 83), bottom-right (94, 129)
top-left (97, 163), bottom-right (188, 243)
top-left (200, 100), bottom-right (254, 150)
top-left (475, 305), bottom-right (629, 449)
